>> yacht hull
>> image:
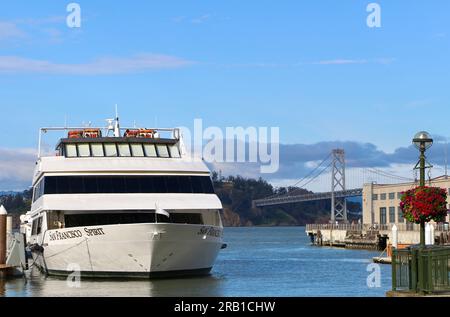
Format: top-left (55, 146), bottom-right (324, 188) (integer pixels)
top-left (31, 223), bottom-right (223, 278)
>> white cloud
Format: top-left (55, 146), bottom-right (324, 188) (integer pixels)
top-left (0, 148), bottom-right (36, 191)
top-left (0, 21), bottom-right (25, 40)
top-left (191, 14), bottom-right (211, 24)
top-left (0, 54), bottom-right (194, 75)
top-left (310, 58), bottom-right (395, 66)
top-left (15, 16), bottom-right (66, 26)
top-left (313, 59), bottom-right (368, 65)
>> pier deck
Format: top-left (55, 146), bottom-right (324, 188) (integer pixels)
top-left (306, 223), bottom-right (450, 251)
top-left (0, 264), bottom-right (14, 278)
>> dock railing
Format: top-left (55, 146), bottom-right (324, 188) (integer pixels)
top-left (306, 223), bottom-right (449, 232)
top-left (392, 246), bottom-right (450, 294)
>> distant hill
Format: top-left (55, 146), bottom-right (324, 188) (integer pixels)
top-left (0, 190), bottom-right (32, 214)
top-left (0, 191), bottom-right (21, 196)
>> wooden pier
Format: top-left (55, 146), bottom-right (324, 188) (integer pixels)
top-left (0, 264), bottom-right (14, 278)
top-left (306, 223), bottom-right (450, 251)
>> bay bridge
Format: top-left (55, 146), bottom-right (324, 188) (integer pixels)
top-left (252, 149), bottom-right (415, 222)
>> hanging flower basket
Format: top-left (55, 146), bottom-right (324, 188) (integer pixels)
top-left (400, 186), bottom-right (448, 224)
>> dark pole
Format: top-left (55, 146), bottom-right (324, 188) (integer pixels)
top-left (419, 145), bottom-right (425, 248)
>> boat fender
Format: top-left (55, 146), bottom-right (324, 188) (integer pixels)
top-left (29, 244), bottom-right (44, 253)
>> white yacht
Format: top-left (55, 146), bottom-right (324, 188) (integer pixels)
top-left (27, 116), bottom-right (225, 278)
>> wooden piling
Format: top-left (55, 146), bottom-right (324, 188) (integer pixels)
top-left (0, 205), bottom-right (7, 265)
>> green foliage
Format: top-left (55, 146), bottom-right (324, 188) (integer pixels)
top-left (0, 190), bottom-right (32, 214)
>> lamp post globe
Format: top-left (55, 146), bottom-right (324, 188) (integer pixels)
top-left (413, 131), bottom-right (433, 150)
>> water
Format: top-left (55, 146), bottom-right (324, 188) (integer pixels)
top-left (1, 227), bottom-right (391, 297)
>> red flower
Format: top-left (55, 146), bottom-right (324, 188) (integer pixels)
top-left (399, 186), bottom-right (448, 224)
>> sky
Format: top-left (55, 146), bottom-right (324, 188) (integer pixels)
top-left (1, 0), bottom-right (450, 191)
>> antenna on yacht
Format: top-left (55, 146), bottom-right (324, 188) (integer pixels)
top-left (114, 104), bottom-right (121, 137)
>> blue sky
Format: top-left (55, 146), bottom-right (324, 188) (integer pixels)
top-left (1, 1), bottom-right (450, 190)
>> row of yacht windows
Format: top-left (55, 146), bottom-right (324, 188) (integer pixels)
top-left (33, 175), bottom-right (215, 202)
top-left (64, 212), bottom-right (203, 228)
top-left (33, 210), bottom-right (222, 232)
top-left (64, 143), bottom-right (181, 158)
top-left (32, 212), bottom-right (203, 233)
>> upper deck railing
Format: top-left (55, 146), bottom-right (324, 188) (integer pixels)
top-left (38, 125), bottom-right (182, 158)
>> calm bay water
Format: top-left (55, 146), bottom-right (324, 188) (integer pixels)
top-left (1, 227), bottom-right (391, 297)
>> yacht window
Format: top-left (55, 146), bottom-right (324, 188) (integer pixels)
top-left (31, 219), bottom-right (37, 235)
top-left (42, 176), bottom-right (215, 194)
top-left (169, 145), bottom-right (181, 158)
top-left (104, 143), bottom-right (118, 157)
top-left (65, 213), bottom-right (156, 228)
top-left (47, 211), bottom-right (65, 230)
top-left (36, 216), bottom-right (43, 235)
top-left (156, 144), bottom-right (170, 158)
top-left (143, 144), bottom-right (157, 157)
top-left (63, 212), bottom-right (205, 227)
top-left (130, 144), bottom-right (144, 157)
top-left (170, 213), bottom-right (203, 225)
top-left (118, 143), bottom-right (131, 157)
top-left (91, 143), bottom-right (105, 157)
top-left (65, 144), bottom-right (77, 157)
top-left (77, 143), bottom-right (91, 157)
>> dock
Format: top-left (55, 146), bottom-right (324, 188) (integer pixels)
top-left (372, 256), bottom-right (392, 264)
top-left (0, 264), bottom-right (14, 278)
top-left (306, 223), bottom-right (450, 251)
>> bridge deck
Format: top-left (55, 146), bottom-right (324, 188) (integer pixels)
top-left (253, 188), bottom-right (362, 207)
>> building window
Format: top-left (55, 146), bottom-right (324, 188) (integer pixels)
top-left (380, 193), bottom-right (387, 200)
top-left (397, 192), bottom-right (403, 199)
top-left (380, 207), bottom-right (387, 224)
top-left (389, 207), bottom-right (396, 223)
top-left (389, 192), bottom-right (395, 200)
top-left (372, 194), bottom-right (378, 200)
top-left (398, 206), bottom-right (404, 223)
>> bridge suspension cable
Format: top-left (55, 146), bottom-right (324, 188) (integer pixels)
top-left (264, 153), bottom-right (332, 200)
top-left (364, 167), bottom-right (414, 182)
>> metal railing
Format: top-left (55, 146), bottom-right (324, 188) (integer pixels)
top-left (306, 223), bottom-right (449, 232)
top-left (392, 248), bottom-right (417, 291)
top-left (392, 246), bottom-right (450, 294)
top-left (421, 247), bottom-right (450, 293)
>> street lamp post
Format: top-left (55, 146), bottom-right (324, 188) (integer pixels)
top-left (413, 131), bottom-right (433, 248)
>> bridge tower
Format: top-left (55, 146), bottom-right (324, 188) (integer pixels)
top-left (331, 149), bottom-right (347, 223)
